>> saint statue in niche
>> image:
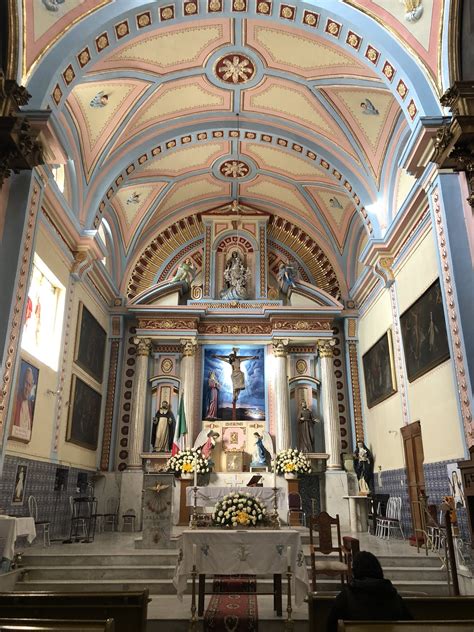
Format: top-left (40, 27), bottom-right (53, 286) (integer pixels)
top-left (205, 371), bottom-right (220, 420)
top-left (220, 251), bottom-right (251, 300)
top-left (298, 400), bottom-right (319, 453)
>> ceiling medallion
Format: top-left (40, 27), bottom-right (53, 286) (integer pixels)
top-left (215, 54), bottom-right (256, 84)
top-left (219, 160), bottom-right (250, 178)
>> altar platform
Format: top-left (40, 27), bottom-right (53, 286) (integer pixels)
top-left (11, 527), bottom-right (451, 631)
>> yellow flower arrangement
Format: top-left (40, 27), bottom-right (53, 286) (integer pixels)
top-left (237, 511), bottom-right (250, 525)
top-left (182, 462), bottom-right (193, 473)
top-left (284, 463), bottom-right (296, 472)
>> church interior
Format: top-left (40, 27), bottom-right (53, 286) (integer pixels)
top-left (1, 0), bottom-right (474, 629)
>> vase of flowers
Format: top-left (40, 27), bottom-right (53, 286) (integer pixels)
top-left (274, 449), bottom-right (311, 478)
top-left (165, 448), bottom-right (211, 478)
top-left (212, 492), bottom-right (268, 528)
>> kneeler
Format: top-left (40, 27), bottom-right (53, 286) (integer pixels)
top-left (204, 576), bottom-right (258, 632)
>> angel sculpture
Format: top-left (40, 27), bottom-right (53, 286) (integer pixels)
top-left (250, 431), bottom-right (274, 467)
top-left (360, 99), bottom-right (379, 116)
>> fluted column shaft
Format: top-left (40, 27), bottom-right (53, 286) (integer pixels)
top-left (128, 337), bottom-right (152, 469)
top-left (273, 339), bottom-right (291, 451)
top-left (181, 339), bottom-right (197, 448)
top-left (318, 340), bottom-right (342, 470)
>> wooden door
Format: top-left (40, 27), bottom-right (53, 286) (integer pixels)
top-left (401, 421), bottom-right (425, 541)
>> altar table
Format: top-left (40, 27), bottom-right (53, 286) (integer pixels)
top-left (185, 486), bottom-right (286, 509)
top-left (173, 529), bottom-right (309, 615)
top-left (0, 516), bottom-right (36, 561)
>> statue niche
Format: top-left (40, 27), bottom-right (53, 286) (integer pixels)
top-left (216, 243), bottom-right (254, 300)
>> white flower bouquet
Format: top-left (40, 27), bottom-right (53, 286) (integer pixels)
top-left (274, 448), bottom-right (311, 475)
top-left (212, 492), bottom-right (268, 527)
top-left (165, 448), bottom-right (211, 475)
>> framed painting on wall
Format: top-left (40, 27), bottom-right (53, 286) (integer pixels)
top-left (74, 303), bottom-right (107, 383)
top-left (9, 359), bottom-right (39, 443)
top-left (67, 374), bottom-right (101, 450)
top-left (202, 346), bottom-right (265, 421)
top-left (400, 279), bottom-right (450, 382)
top-left (12, 464), bottom-right (28, 505)
top-left (362, 330), bottom-right (397, 408)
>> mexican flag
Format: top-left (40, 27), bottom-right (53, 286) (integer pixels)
top-left (172, 394), bottom-right (187, 455)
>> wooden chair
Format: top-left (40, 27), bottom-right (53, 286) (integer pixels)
top-left (308, 511), bottom-right (351, 591)
top-left (287, 492), bottom-right (306, 526)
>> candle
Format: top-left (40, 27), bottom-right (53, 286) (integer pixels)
top-left (192, 543), bottom-right (197, 568)
top-left (193, 457), bottom-right (198, 488)
top-left (286, 545), bottom-right (291, 569)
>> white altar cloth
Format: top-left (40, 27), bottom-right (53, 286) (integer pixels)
top-left (173, 529), bottom-right (309, 605)
top-left (0, 516), bottom-right (36, 560)
top-left (185, 486), bottom-right (286, 509)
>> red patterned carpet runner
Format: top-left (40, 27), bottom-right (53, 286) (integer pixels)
top-left (204, 576), bottom-right (258, 631)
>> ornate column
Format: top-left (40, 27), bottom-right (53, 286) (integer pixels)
top-left (128, 337), bottom-right (152, 469)
top-left (180, 338), bottom-right (197, 448)
top-left (318, 340), bottom-right (342, 470)
top-left (273, 339), bottom-right (291, 451)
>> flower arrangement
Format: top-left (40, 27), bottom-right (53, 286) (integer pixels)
top-left (274, 449), bottom-right (311, 475)
top-left (165, 448), bottom-right (211, 475)
top-left (212, 492), bottom-right (268, 527)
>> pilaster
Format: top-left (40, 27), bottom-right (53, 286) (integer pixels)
top-left (317, 340), bottom-right (342, 470)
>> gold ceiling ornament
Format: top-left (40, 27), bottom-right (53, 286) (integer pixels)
top-left (215, 53), bottom-right (256, 84)
top-left (219, 160), bottom-right (250, 178)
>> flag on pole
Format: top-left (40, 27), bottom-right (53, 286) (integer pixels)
top-left (172, 394), bottom-right (187, 455)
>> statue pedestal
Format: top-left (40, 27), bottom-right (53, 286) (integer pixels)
top-left (140, 473), bottom-right (175, 548)
top-left (343, 495), bottom-right (369, 532)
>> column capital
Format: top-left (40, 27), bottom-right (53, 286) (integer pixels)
top-left (317, 339), bottom-right (336, 358)
top-left (272, 338), bottom-right (289, 357)
top-left (180, 338), bottom-right (197, 357)
top-left (133, 337), bottom-right (152, 356)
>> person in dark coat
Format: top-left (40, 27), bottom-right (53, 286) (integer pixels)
top-left (326, 551), bottom-right (412, 632)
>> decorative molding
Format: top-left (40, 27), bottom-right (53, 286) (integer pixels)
top-left (138, 318), bottom-right (197, 331)
top-left (100, 339), bottom-right (120, 471)
top-left (273, 319), bottom-right (332, 331)
top-left (431, 188), bottom-right (473, 446)
top-left (198, 322), bottom-right (271, 335)
top-left (389, 285), bottom-right (410, 425)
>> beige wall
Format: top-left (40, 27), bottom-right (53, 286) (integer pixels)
top-left (358, 226), bottom-right (464, 471)
top-left (7, 223), bottom-right (109, 471)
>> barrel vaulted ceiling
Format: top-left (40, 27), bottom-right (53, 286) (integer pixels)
top-left (20, 0), bottom-right (446, 300)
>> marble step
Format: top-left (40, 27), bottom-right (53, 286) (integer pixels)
top-left (16, 576), bottom-right (451, 596)
top-left (20, 553), bottom-right (178, 567)
top-left (20, 562), bottom-right (445, 583)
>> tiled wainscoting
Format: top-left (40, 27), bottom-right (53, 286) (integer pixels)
top-left (375, 459), bottom-right (469, 543)
top-left (300, 473), bottom-right (321, 518)
top-left (0, 456), bottom-right (93, 540)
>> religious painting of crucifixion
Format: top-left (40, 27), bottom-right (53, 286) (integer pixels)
top-left (202, 346), bottom-right (265, 421)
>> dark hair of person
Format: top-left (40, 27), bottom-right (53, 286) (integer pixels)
top-left (352, 551), bottom-right (384, 580)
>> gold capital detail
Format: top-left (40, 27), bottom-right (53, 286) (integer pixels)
top-left (317, 340), bottom-right (335, 358)
top-left (181, 339), bottom-right (197, 357)
top-left (134, 337), bottom-right (152, 356)
top-left (272, 339), bottom-right (288, 357)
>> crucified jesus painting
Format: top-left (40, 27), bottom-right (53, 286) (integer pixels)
top-left (212, 347), bottom-right (258, 404)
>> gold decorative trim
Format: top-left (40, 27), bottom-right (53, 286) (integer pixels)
top-left (100, 339), bottom-right (120, 470)
top-left (138, 318), bottom-right (197, 331)
top-left (317, 339), bottom-right (336, 358)
top-left (348, 340), bottom-right (364, 442)
top-left (388, 290), bottom-right (410, 424)
top-left (134, 337), bottom-right (152, 356)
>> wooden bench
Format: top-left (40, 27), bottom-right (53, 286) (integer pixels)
top-left (338, 621), bottom-right (474, 631)
top-left (308, 594), bottom-right (474, 632)
top-left (0, 591), bottom-right (148, 632)
top-left (0, 618), bottom-right (114, 631)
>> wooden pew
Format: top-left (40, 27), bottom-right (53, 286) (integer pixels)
top-left (338, 621), bottom-right (474, 632)
top-left (308, 594), bottom-right (474, 632)
top-left (0, 591), bottom-right (148, 632)
top-left (0, 619), bottom-right (114, 631)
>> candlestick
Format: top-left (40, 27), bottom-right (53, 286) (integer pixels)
top-left (273, 461), bottom-right (277, 489)
top-left (193, 457), bottom-right (198, 488)
top-left (286, 545), bottom-right (291, 569)
top-left (192, 543), bottom-right (197, 567)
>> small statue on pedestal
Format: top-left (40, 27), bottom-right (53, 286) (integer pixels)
top-left (353, 440), bottom-right (375, 494)
top-left (152, 401), bottom-right (175, 452)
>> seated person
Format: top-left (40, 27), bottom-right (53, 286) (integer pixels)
top-left (326, 551), bottom-right (412, 632)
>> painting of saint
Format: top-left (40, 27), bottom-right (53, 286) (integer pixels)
top-left (362, 331), bottom-right (397, 408)
top-left (400, 279), bottom-right (450, 382)
top-left (202, 346), bottom-right (265, 421)
top-left (75, 303), bottom-right (107, 383)
top-left (67, 375), bottom-right (101, 450)
top-left (10, 360), bottom-right (39, 443)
